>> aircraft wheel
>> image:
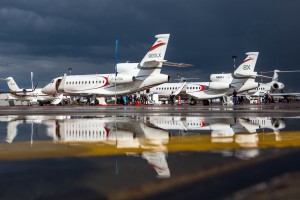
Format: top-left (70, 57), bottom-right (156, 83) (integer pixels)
top-left (190, 99), bottom-right (197, 105)
top-left (203, 100), bottom-right (209, 106)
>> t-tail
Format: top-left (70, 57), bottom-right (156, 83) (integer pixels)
top-left (139, 34), bottom-right (170, 74)
top-left (5, 77), bottom-right (20, 92)
top-left (234, 52), bottom-right (259, 78)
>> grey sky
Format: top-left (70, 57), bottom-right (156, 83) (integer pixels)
top-left (0, 0), bottom-right (299, 91)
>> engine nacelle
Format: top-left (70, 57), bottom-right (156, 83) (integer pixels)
top-left (271, 81), bottom-right (284, 90)
top-left (151, 74), bottom-right (170, 84)
top-left (210, 73), bottom-right (232, 83)
top-left (142, 74), bottom-right (170, 87)
top-left (209, 82), bottom-right (230, 90)
top-left (272, 119), bottom-right (285, 129)
top-left (108, 75), bottom-right (135, 84)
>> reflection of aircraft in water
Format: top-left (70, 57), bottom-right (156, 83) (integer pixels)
top-left (0, 115), bottom-right (288, 174)
top-left (55, 117), bottom-right (170, 178)
top-left (0, 116), bottom-right (170, 178)
top-left (148, 116), bottom-right (286, 159)
top-left (149, 116), bottom-right (285, 136)
top-left (0, 115), bottom-right (69, 143)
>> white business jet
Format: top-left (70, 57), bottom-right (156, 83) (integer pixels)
top-left (245, 69), bottom-right (300, 101)
top-left (4, 74), bottom-right (63, 105)
top-left (149, 52), bottom-right (260, 105)
top-left (42, 34), bottom-right (183, 102)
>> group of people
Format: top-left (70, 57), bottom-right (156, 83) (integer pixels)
top-left (232, 89), bottom-right (244, 105)
top-left (264, 92), bottom-right (272, 104)
top-left (119, 93), bottom-right (152, 105)
top-left (233, 89), bottom-right (273, 105)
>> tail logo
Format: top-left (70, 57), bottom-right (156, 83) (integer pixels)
top-left (243, 65), bottom-right (251, 70)
top-left (149, 42), bottom-right (166, 51)
top-left (241, 57), bottom-right (253, 64)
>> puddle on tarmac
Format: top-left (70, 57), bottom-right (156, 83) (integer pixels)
top-left (0, 114), bottom-right (299, 199)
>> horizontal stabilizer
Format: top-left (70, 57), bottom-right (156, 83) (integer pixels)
top-left (163, 61), bottom-right (193, 67)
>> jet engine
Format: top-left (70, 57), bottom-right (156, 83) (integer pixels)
top-left (209, 82), bottom-right (231, 90)
top-left (210, 73), bottom-right (232, 83)
top-left (108, 75), bottom-right (136, 84)
top-left (271, 119), bottom-right (285, 129)
top-left (271, 81), bottom-right (284, 91)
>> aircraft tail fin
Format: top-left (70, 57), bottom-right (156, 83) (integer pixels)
top-left (139, 34), bottom-right (170, 69)
top-left (272, 70), bottom-right (279, 81)
top-left (234, 52), bottom-right (259, 78)
top-left (6, 77), bottom-right (20, 92)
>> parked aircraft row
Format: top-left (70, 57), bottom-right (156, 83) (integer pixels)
top-left (1, 33), bottom-right (299, 105)
top-left (149, 52), bottom-right (260, 105)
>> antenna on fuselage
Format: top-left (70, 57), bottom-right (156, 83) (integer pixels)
top-left (114, 39), bottom-right (119, 105)
top-left (260, 69), bottom-right (263, 83)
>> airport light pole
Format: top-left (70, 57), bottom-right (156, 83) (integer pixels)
top-left (115, 39), bottom-right (119, 105)
top-left (232, 55), bottom-right (237, 69)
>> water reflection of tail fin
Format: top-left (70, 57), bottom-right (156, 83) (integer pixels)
top-left (6, 120), bottom-right (20, 143)
top-left (142, 152), bottom-right (170, 178)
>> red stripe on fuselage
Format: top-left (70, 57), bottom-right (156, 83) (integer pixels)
top-left (199, 85), bottom-right (205, 91)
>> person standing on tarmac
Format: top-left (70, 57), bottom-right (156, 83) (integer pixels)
top-left (233, 89), bottom-right (238, 105)
top-left (170, 92), bottom-right (175, 105)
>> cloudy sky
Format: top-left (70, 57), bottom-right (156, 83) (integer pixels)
top-left (0, 0), bottom-right (299, 91)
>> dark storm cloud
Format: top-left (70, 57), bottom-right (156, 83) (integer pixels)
top-left (0, 0), bottom-right (299, 90)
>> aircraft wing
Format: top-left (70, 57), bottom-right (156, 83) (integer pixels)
top-left (173, 82), bottom-right (187, 96)
top-left (269, 93), bottom-right (300, 97)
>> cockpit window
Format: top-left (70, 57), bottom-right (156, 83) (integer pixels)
top-left (51, 80), bottom-right (54, 83)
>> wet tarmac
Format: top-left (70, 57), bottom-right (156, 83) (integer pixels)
top-left (0, 103), bottom-right (300, 199)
